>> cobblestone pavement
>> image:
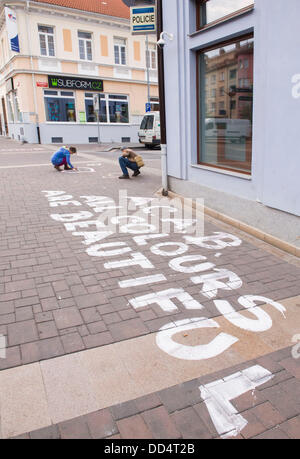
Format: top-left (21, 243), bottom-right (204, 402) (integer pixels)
top-left (0, 138), bottom-right (299, 439)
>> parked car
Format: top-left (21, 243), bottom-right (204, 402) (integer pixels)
top-left (138, 112), bottom-right (161, 148)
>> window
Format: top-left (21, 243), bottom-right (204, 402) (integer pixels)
top-left (220, 72), bottom-right (225, 81)
top-left (38, 25), bottom-right (55, 57)
top-left (146, 44), bottom-right (157, 70)
top-left (44, 90), bottom-right (76, 122)
top-left (198, 36), bottom-right (254, 174)
top-left (140, 115), bottom-right (154, 130)
top-left (230, 69), bottom-right (237, 79)
top-left (211, 74), bottom-right (216, 84)
top-left (13, 91), bottom-right (22, 122)
top-left (197, 0), bottom-right (254, 28)
top-left (6, 93), bottom-right (14, 122)
top-left (85, 93), bottom-right (106, 123)
top-left (150, 97), bottom-right (160, 111)
top-left (109, 94), bottom-right (129, 123)
top-left (84, 93), bottom-right (129, 124)
top-left (78, 31), bottom-right (92, 61)
top-left (114, 38), bottom-right (127, 65)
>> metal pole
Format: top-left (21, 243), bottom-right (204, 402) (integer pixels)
top-left (146, 35), bottom-right (150, 104)
top-left (97, 94), bottom-right (101, 144)
top-left (157, 0), bottom-right (168, 195)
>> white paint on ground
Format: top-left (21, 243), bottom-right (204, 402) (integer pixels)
top-left (87, 242), bottom-right (132, 257)
top-left (169, 255), bottom-right (215, 274)
top-left (191, 268), bottom-right (243, 299)
top-left (161, 218), bottom-right (196, 232)
top-left (129, 288), bottom-right (205, 313)
top-left (185, 232), bottom-right (242, 250)
top-left (120, 223), bottom-right (157, 234)
top-left (133, 233), bottom-right (169, 246)
top-left (49, 201), bottom-right (82, 207)
top-left (72, 231), bottom-right (113, 245)
top-left (156, 318), bottom-right (238, 360)
top-left (214, 296), bottom-right (287, 332)
top-left (104, 252), bottom-right (154, 270)
top-left (150, 242), bottom-right (189, 257)
top-left (50, 211), bottom-right (93, 223)
top-left (199, 365), bottom-right (273, 438)
top-left (64, 220), bottom-right (106, 231)
top-left (119, 274), bottom-right (167, 288)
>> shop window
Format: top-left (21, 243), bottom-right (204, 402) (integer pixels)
top-left (109, 95), bottom-right (129, 123)
top-left (197, 35), bottom-right (254, 174)
top-left (85, 93), bottom-right (106, 123)
top-left (38, 25), bottom-right (55, 57)
top-left (13, 91), bottom-right (22, 122)
top-left (44, 90), bottom-right (76, 122)
top-left (78, 31), bottom-right (92, 61)
top-left (84, 93), bottom-right (129, 124)
top-left (197, 0), bottom-right (254, 29)
top-left (114, 38), bottom-right (127, 66)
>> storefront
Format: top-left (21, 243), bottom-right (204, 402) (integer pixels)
top-left (162, 0), bottom-right (300, 216)
top-left (0, 0), bottom-right (159, 145)
top-left (3, 71), bottom-right (155, 144)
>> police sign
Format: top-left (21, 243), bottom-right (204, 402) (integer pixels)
top-left (130, 6), bottom-right (156, 34)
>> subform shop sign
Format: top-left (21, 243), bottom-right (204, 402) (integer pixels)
top-left (5, 7), bottom-right (20, 53)
top-left (48, 75), bottom-right (104, 91)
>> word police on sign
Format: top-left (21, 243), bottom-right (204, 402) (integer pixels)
top-left (130, 5), bottom-right (156, 34)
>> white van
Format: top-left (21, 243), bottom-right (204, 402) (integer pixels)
top-left (138, 112), bottom-right (161, 148)
top-left (205, 118), bottom-right (251, 143)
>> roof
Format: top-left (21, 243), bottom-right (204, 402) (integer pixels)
top-left (32, 0), bottom-right (130, 19)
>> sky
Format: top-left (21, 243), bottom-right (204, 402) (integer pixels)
top-left (206, 0), bottom-right (253, 23)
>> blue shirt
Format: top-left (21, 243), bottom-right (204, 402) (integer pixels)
top-left (51, 147), bottom-right (73, 168)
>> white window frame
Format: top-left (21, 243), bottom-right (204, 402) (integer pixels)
top-left (38, 25), bottom-right (55, 57)
top-left (84, 93), bottom-right (130, 124)
top-left (78, 31), bottom-right (93, 61)
top-left (114, 38), bottom-right (127, 66)
top-left (146, 45), bottom-right (157, 70)
top-left (44, 90), bottom-right (77, 123)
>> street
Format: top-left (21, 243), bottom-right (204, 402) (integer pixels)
top-left (0, 137), bottom-right (299, 440)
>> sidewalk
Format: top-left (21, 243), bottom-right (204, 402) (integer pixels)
top-left (74, 143), bottom-right (299, 254)
top-left (1, 137), bottom-right (298, 252)
top-left (0, 135), bottom-right (300, 439)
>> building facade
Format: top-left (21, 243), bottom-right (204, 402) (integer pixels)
top-left (0, 0), bottom-right (158, 144)
top-left (162, 0), bottom-right (300, 216)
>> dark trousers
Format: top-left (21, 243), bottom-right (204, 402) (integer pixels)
top-left (119, 156), bottom-right (139, 176)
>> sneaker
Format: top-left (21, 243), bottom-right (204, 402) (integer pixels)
top-left (119, 175), bottom-right (130, 179)
top-left (64, 165), bottom-right (72, 170)
top-left (54, 165), bottom-right (62, 171)
top-left (132, 170), bottom-right (141, 177)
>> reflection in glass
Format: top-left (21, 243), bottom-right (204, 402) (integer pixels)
top-left (45, 97), bottom-right (76, 122)
top-left (201, 0), bottom-right (253, 26)
top-left (199, 37), bottom-right (254, 173)
top-left (85, 99), bottom-right (107, 122)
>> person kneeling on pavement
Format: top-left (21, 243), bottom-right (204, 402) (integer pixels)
top-left (119, 147), bottom-right (144, 179)
top-left (51, 146), bottom-right (78, 172)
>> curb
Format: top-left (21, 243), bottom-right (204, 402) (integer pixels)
top-left (156, 188), bottom-right (300, 259)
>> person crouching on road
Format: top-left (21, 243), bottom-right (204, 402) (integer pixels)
top-left (119, 147), bottom-right (143, 179)
top-left (51, 146), bottom-right (78, 171)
